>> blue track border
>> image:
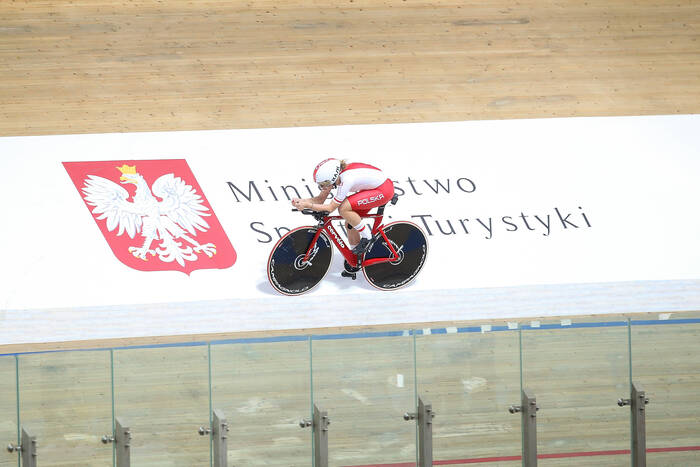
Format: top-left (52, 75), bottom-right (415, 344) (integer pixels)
top-left (2, 318), bottom-right (700, 357)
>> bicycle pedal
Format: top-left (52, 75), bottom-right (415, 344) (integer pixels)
top-left (341, 270), bottom-right (357, 280)
top-left (343, 260), bottom-right (361, 274)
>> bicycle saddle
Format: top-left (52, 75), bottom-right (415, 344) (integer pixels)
top-left (375, 194), bottom-right (399, 217)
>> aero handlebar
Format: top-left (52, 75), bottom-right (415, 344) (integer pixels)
top-left (292, 208), bottom-right (328, 222)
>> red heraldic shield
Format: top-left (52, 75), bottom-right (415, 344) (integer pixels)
top-left (64, 159), bottom-right (236, 274)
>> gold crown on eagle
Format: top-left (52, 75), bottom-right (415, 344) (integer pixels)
top-left (117, 164), bottom-right (137, 174)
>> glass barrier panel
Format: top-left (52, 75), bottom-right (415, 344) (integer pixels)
top-left (210, 337), bottom-right (311, 466)
top-left (416, 326), bottom-right (522, 464)
top-left (17, 350), bottom-right (113, 466)
top-left (311, 331), bottom-right (416, 466)
top-left (631, 310), bottom-right (700, 465)
top-left (1, 356), bottom-right (18, 467)
top-left (521, 316), bottom-right (631, 466)
top-left (113, 345), bottom-right (210, 466)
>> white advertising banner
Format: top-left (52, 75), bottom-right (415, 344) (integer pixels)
top-left (1, 115), bottom-right (699, 343)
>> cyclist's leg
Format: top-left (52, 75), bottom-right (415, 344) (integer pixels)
top-left (339, 201), bottom-right (374, 257)
top-left (345, 220), bottom-right (361, 248)
top-left (344, 181), bottom-right (395, 255)
top-left (339, 200), bottom-right (368, 240)
top-left (342, 179), bottom-right (395, 237)
top-left (347, 179), bottom-right (394, 212)
top-left (342, 205), bottom-right (371, 248)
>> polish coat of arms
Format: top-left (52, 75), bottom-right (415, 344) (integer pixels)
top-left (64, 159), bottom-right (236, 274)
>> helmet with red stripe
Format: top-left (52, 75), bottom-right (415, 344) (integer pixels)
top-left (313, 158), bottom-right (341, 188)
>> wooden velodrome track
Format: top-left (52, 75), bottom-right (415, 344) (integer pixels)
top-left (1, 0), bottom-right (700, 466)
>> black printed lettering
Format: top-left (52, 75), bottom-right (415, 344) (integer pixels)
top-left (424, 179), bottom-right (451, 194)
top-left (456, 178), bottom-right (476, 193)
top-left (274, 226), bottom-right (291, 239)
top-left (411, 214), bottom-right (433, 236)
top-left (227, 181), bottom-right (264, 202)
top-left (263, 180), bottom-right (279, 201)
top-left (502, 216), bottom-right (518, 232)
top-left (534, 214), bottom-right (551, 236)
top-left (250, 222), bottom-right (273, 243)
top-left (435, 219), bottom-right (456, 235)
top-left (555, 207), bottom-right (578, 229)
top-left (281, 185), bottom-right (301, 200)
top-left (476, 217), bottom-right (493, 239)
top-left (406, 177), bottom-right (423, 196)
top-left (520, 213), bottom-right (535, 231)
top-left (579, 207), bottom-right (592, 227)
top-left (301, 178), bottom-right (315, 197)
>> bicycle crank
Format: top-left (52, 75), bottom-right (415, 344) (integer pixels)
top-left (341, 270), bottom-right (357, 280)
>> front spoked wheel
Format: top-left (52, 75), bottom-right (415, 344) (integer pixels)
top-left (362, 221), bottom-right (428, 290)
top-left (267, 227), bottom-right (333, 295)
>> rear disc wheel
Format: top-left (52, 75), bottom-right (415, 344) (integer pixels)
top-left (362, 221), bottom-right (428, 290)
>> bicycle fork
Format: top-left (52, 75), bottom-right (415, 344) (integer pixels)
top-left (301, 227), bottom-right (326, 266)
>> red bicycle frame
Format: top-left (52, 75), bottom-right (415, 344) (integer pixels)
top-left (302, 212), bottom-right (400, 268)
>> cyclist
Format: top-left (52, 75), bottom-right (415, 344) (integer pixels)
top-left (291, 158), bottom-right (394, 257)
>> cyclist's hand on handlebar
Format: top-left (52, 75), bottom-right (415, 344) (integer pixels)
top-left (291, 198), bottom-right (310, 210)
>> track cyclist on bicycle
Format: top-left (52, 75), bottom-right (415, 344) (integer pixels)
top-left (291, 158), bottom-right (395, 257)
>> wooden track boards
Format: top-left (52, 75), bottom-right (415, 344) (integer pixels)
top-left (1, 0), bottom-right (699, 136)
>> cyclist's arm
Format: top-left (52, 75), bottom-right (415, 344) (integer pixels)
top-left (310, 185), bottom-right (340, 211)
top-left (311, 186), bottom-right (333, 204)
top-left (309, 199), bottom-right (340, 212)
top-left (292, 186), bottom-right (337, 211)
top-left (293, 197), bottom-right (339, 212)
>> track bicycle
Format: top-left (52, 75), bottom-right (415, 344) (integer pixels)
top-left (267, 194), bottom-right (428, 295)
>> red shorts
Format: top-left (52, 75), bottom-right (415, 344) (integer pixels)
top-left (346, 179), bottom-right (394, 216)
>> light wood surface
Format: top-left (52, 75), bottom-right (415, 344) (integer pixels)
top-left (1, 0), bottom-right (699, 465)
top-left (1, 0), bottom-right (699, 136)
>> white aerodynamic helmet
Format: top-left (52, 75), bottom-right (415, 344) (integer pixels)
top-left (313, 158), bottom-right (342, 187)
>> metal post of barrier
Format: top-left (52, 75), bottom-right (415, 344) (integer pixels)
top-left (404, 397), bottom-right (434, 467)
top-left (509, 389), bottom-right (538, 467)
top-left (199, 409), bottom-right (229, 467)
top-left (115, 418), bottom-right (132, 467)
top-left (102, 417), bottom-right (131, 467)
top-left (212, 409), bottom-right (229, 467)
top-left (300, 404), bottom-right (329, 467)
top-left (618, 382), bottom-right (648, 467)
top-left (6, 427), bottom-right (37, 467)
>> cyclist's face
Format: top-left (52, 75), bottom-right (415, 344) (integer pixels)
top-left (318, 181), bottom-right (333, 190)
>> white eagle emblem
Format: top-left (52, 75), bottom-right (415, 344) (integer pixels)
top-left (82, 164), bottom-right (217, 266)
